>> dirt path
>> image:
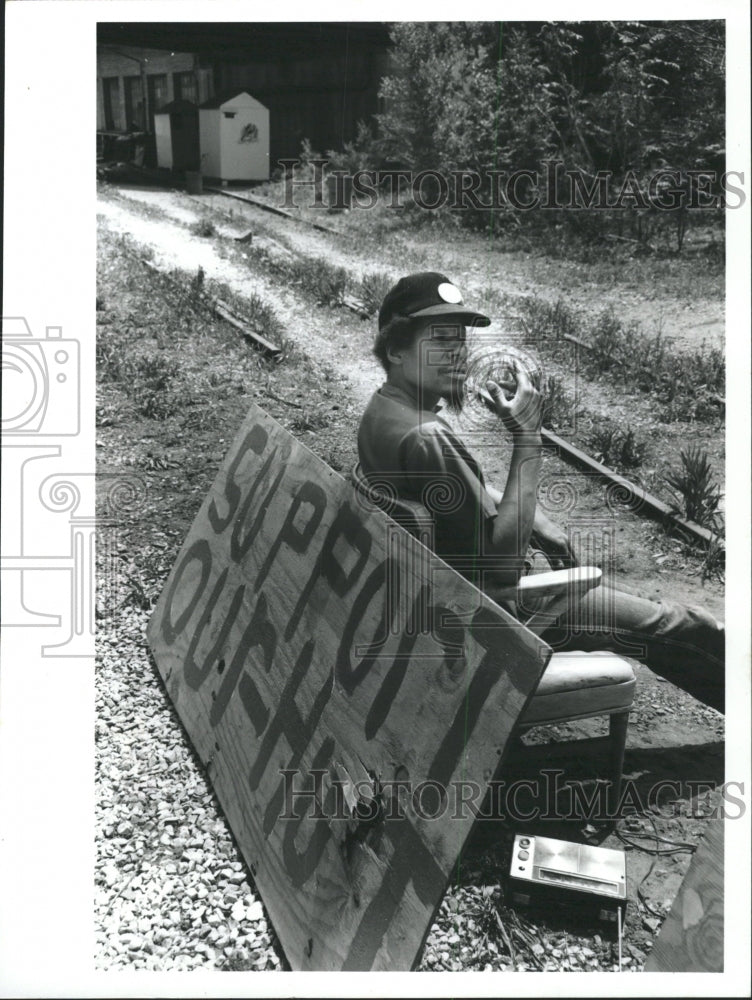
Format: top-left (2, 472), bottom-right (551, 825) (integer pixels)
top-left (97, 194), bottom-right (383, 413)
top-left (107, 184), bottom-right (724, 352)
top-left (221, 184), bottom-right (725, 352)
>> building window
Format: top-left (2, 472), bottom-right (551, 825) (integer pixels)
top-left (147, 74), bottom-right (169, 116)
top-left (124, 76), bottom-right (145, 130)
top-left (173, 71), bottom-right (197, 104)
top-left (102, 77), bottom-right (121, 131)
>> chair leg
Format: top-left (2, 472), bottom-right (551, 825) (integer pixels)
top-left (608, 710), bottom-right (630, 818)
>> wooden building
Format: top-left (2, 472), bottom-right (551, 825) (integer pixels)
top-left (97, 23), bottom-right (391, 169)
top-left (97, 45), bottom-right (213, 136)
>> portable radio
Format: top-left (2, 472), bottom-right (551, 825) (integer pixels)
top-left (507, 834), bottom-right (627, 924)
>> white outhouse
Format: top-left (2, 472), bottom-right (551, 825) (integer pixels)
top-left (199, 92), bottom-right (270, 182)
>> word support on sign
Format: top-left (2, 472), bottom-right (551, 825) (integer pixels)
top-left (147, 402), bottom-right (550, 971)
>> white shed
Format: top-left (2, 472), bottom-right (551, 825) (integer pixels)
top-left (199, 91), bottom-right (270, 182)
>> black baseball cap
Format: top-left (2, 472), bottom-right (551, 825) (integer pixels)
top-left (378, 272), bottom-right (491, 332)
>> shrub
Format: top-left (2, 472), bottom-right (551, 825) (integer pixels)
top-left (586, 309), bottom-right (636, 374)
top-left (358, 271), bottom-right (393, 317)
top-left (540, 375), bottom-right (581, 431)
top-left (128, 350), bottom-right (181, 419)
top-left (289, 258), bottom-right (348, 307)
top-left (372, 21), bottom-right (725, 240)
top-left (191, 265), bottom-right (206, 298)
top-left (616, 426), bottom-right (648, 468)
top-left (190, 218), bottom-right (217, 239)
top-left (664, 446), bottom-right (722, 527)
top-left (587, 423), bottom-right (618, 466)
top-left (325, 121), bottom-right (382, 173)
top-left (700, 516), bottom-right (725, 585)
top-left (290, 408), bottom-right (331, 432)
top-left (517, 297), bottom-right (581, 343)
top-left (587, 420), bottom-right (648, 470)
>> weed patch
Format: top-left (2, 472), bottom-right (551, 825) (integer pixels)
top-left (290, 258), bottom-right (348, 306)
top-left (236, 237), bottom-right (352, 309)
top-left (190, 276), bottom-right (286, 350)
top-left (227, 288), bottom-right (287, 346)
top-left (539, 375), bottom-right (583, 432)
top-left (516, 297), bottom-right (724, 423)
top-left (699, 520), bottom-right (725, 585)
top-left (289, 409), bottom-right (331, 433)
top-left (585, 420), bottom-right (649, 470)
top-left (189, 218), bottom-right (217, 239)
top-left (517, 297), bottom-right (580, 343)
top-left (358, 271), bottom-right (393, 317)
top-left (664, 446), bottom-right (722, 527)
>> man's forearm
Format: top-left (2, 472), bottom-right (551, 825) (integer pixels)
top-left (489, 439), bottom-right (542, 583)
top-left (488, 486), bottom-right (548, 529)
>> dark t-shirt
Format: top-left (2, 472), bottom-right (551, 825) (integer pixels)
top-left (358, 382), bottom-right (505, 587)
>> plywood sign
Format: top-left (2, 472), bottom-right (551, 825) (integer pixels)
top-left (147, 402), bottom-right (551, 970)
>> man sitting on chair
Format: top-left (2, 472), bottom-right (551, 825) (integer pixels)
top-left (357, 272), bottom-right (724, 713)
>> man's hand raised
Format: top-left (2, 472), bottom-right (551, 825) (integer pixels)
top-left (486, 361), bottom-right (542, 438)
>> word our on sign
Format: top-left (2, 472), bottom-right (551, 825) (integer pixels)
top-left (147, 402), bottom-right (550, 971)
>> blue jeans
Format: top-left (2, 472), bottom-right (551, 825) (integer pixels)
top-left (537, 584), bottom-right (725, 713)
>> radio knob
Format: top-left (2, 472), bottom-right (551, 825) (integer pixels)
top-left (519, 838), bottom-right (531, 848)
top-left (517, 850), bottom-right (530, 861)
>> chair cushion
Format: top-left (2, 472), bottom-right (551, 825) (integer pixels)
top-left (522, 651), bottom-right (636, 725)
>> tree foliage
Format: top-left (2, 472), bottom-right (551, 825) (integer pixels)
top-left (372, 20), bottom-right (725, 236)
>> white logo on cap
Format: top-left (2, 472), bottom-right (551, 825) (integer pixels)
top-left (437, 282), bottom-right (462, 304)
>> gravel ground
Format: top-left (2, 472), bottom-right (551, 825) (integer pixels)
top-left (96, 604), bottom-right (282, 971)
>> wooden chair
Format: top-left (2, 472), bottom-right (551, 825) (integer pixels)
top-left (351, 463), bottom-right (635, 812)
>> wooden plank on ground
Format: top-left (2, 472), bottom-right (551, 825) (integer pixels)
top-left (147, 401), bottom-right (551, 971)
top-left (211, 297), bottom-right (281, 356)
top-left (643, 819), bottom-right (724, 972)
top-left (129, 250), bottom-right (281, 357)
top-left (204, 186), bottom-right (342, 236)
